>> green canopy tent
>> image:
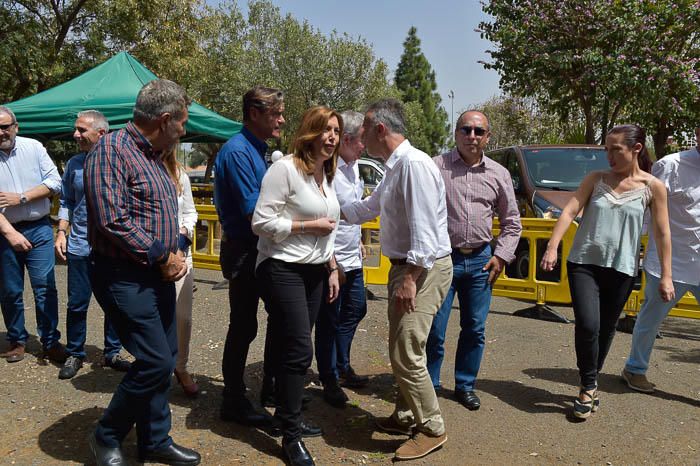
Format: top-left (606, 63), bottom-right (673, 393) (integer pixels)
top-left (3, 51), bottom-right (241, 142)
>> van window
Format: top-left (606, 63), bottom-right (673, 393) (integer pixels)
top-left (522, 148), bottom-right (608, 191)
top-left (505, 150), bottom-right (523, 193)
top-left (489, 150), bottom-right (506, 166)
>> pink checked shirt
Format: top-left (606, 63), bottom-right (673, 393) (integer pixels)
top-left (434, 150), bottom-right (521, 263)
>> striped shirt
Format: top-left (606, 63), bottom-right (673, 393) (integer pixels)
top-left (84, 122), bottom-right (178, 266)
top-left (434, 150), bottom-right (521, 263)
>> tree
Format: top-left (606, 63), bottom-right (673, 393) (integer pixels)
top-left (480, 0), bottom-right (700, 155)
top-left (395, 27), bottom-right (449, 155)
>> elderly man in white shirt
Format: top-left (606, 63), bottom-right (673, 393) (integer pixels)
top-left (315, 110), bottom-right (370, 409)
top-left (343, 99), bottom-right (452, 461)
top-left (622, 126), bottom-right (700, 393)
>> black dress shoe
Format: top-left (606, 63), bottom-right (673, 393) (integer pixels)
top-left (89, 431), bottom-right (126, 466)
top-left (455, 390), bottom-right (481, 410)
top-left (220, 396), bottom-right (273, 427)
top-left (266, 418), bottom-right (323, 438)
top-left (283, 440), bottom-right (315, 466)
top-left (338, 366), bottom-right (369, 388)
top-left (322, 380), bottom-right (348, 408)
top-left (139, 443), bottom-right (201, 466)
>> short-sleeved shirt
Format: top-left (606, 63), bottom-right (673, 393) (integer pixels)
top-left (214, 127), bottom-right (268, 243)
top-left (0, 136), bottom-right (61, 223)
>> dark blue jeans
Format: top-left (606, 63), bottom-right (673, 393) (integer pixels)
top-left (0, 218), bottom-right (60, 349)
top-left (315, 268), bottom-right (367, 382)
top-left (90, 255), bottom-right (176, 453)
top-left (65, 253), bottom-right (122, 359)
top-left (427, 245), bottom-right (493, 393)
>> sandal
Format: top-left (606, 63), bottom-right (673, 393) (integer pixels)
top-left (573, 387), bottom-right (598, 419)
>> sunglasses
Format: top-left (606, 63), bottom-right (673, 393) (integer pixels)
top-left (0, 122), bottom-right (17, 131)
top-left (458, 126), bottom-right (487, 136)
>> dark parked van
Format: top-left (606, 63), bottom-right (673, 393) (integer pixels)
top-left (486, 145), bottom-right (609, 278)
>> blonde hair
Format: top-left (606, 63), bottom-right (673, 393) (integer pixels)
top-left (290, 106), bottom-right (343, 184)
top-left (162, 147), bottom-right (183, 195)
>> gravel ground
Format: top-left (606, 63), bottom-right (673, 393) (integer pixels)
top-left (1, 264), bottom-right (699, 465)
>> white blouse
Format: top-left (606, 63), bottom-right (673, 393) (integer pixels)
top-left (252, 155), bottom-right (340, 268)
top-left (178, 169), bottom-right (198, 250)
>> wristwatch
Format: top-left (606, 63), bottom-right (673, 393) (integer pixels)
top-left (19, 193), bottom-right (27, 205)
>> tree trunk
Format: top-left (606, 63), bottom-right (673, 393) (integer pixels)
top-left (584, 107), bottom-right (596, 144)
top-left (653, 123), bottom-right (671, 160)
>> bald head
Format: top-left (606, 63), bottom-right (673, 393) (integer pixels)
top-left (457, 110), bottom-right (490, 131)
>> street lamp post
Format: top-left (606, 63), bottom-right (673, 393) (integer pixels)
top-left (448, 90), bottom-right (455, 142)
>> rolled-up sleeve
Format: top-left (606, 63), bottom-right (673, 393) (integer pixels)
top-left (252, 161), bottom-right (293, 243)
top-left (178, 171), bottom-right (198, 240)
top-left (39, 146), bottom-right (61, 193)
top-left (58, 161), bottom-right (74, 222)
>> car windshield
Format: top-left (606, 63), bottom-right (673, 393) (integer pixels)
top-left (523, 148), bottom-right (609, 191)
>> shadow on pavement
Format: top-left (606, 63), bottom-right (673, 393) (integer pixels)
top-left (523, 367), bottom-right (700, 408)
top-left (475, 378), bottom-right (571, 415)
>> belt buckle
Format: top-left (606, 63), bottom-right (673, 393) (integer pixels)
top-left (459, 247), bottom-right (475, 255)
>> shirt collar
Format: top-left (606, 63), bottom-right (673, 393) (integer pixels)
top-left (384, 139), bottom-right (412, 170)
top-left (241, 126), bottom-right (269, 157)
top-left (125, 122), bottom-right (157, 158)
top-left (450, 148), bottom-right (486, 168)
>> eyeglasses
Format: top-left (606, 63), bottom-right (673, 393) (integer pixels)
top-left (458, 125), bottom-right (487, 136)
top-left (0, 122), bottom-right (17, 131)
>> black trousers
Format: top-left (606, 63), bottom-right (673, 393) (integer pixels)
top-left (90, 255), bottom-right (176, 453)
top-left (220, 237), bottom-right (273, 399)
top-left (257, 258), bottom-right (327, 443)
top-left (567, 262), bottom-right (635, 390)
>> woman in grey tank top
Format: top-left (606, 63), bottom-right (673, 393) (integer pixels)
top-left (540, 125), bottom-right (674, 420)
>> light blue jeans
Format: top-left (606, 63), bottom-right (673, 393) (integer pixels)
top-left (625, 273), bottom-right (700, 374)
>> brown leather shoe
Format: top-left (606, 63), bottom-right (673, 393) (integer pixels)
top-left (44, 343), bottom-right (67, 363)
top-left (395, 431), bottom-right (447, 460)
top-left (2, 343), bottom-right (25, 363)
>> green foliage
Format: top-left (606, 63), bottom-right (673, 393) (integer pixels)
top-left (395, 27), bottom-right (449, 155)
top-left (480, 0), bottom-right (700, 156)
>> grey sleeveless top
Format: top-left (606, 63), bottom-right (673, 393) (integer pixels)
top-left (567, 176), bottom-right (652, 276)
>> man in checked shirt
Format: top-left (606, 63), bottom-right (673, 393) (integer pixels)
top-left (84, 80), bottom-right (200, 466)
top-left (426, 110), bottom-right (521, 412)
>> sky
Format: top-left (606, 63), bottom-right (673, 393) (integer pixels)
top-left (232, 0), bottom-right (503, 128)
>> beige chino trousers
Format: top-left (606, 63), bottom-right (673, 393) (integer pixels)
top-left (387, 255), bottom-right (453, 436)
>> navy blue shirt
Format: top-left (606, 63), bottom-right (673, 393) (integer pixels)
top-left (214, 127), bottom-right (268, 242)
top-left (58, 153), bottom-right (90, 256)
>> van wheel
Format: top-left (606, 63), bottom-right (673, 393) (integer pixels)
top-left (514, 249), bottom-right (529, 279)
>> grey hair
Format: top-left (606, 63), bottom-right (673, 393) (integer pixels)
top-left (457, 110), bottom-right (490, 131)
top-left (365, 99), bottom-right (406, 135)
top-left (0, 106), bottom-right (17, 123)
top-left (340, 110), bottom-right (364, 138)
top-left (77, 110), bottom-right (109, 132)
top-left (133, 79), bottom-right (191, 123)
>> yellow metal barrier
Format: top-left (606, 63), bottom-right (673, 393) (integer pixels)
top-left (190, 205), bottom-right (698, 320)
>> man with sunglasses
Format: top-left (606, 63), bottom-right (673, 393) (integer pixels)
top-left (0, 106), bottom-right (65, 364)
top-left (426, 110), bottom-right (521, 411)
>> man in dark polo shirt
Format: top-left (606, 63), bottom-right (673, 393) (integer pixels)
top-left (214, 86), bottom-right (285, 425)
top-left (84, 79), bottom-right (200, 466)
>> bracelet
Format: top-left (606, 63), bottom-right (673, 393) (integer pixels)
top-left (57, 228), bottom-right (67, 235)
top-left (300, 220), bottom-right (305, 233)
top-left (328, 266), bottom-right (338, 273)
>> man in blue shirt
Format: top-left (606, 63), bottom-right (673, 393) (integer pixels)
top-left (0, 106), bottom-right (65, 364)
top-left (54, 110), bottom-right (131, 379)
top-left (215, 86), bottom-right (285, 426)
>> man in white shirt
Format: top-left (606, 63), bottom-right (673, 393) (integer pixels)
top-left (0, 106), bottom-right (64, 364)
top-left (622, 126), bottom-right (700, 393)
top-left (344, 99), bottom-right (452, 461)
top-left (315, 110), bottom-right (370, 409)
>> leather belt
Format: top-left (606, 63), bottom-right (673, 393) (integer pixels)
top-left (454, 244), bottom-right (485, 255)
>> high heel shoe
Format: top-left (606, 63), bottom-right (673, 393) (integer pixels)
top-left (174, 369), bottom-right (199, 398)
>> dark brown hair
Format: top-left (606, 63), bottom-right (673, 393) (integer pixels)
top-left (607, 124), bottom-right (652, 173)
